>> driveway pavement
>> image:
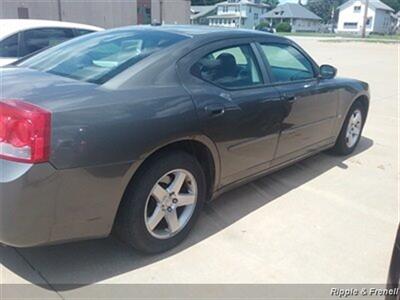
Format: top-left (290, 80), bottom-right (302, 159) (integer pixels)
top-left (1, 38), bottom-right (398, 299)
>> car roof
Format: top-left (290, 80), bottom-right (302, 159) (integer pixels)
top-left (109, 24), bottom-right (281, 41)
top-left (0, 19), bottom-right (103, 39)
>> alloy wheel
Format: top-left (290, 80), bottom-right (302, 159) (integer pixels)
top-left (144, 169), bottom-right (198, 239)
top-left (346, 109), bottom-right (363, 148)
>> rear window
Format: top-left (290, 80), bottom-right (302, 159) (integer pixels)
top-left (17, 30), bottom-right (189, 84)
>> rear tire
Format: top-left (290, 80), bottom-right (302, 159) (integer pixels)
top-left (332, 101), bottom-right (365, 156)
top-left (115, 151), bottom-right (206, 254)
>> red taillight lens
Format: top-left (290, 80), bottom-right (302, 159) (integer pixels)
top-left (0, 100), bottom-right (51, 163)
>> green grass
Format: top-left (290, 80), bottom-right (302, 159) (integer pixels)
top-left (277, 32), bottom-right (400, 41)
top-left (277, 32), bottom-right (337, 38)
top-left (319, 39), bottom-right (399, 44)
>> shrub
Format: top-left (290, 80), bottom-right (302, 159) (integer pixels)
top-left (256, 21), bottom-right (270, 30)
top-left (276, 22), bottom-right (292, 33)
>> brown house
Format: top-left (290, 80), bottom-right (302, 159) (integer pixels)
top-left (0, 0), bottom-right (191, 28)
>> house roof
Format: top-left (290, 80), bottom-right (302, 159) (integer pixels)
top-left (338, 0), bottom-right (395, 12)
top-left (191, 5), bottom-right (217, 20)
top-left (216, 0), bottom-right (269, 8)
top-left (261, 3), bottom-right (322, 20)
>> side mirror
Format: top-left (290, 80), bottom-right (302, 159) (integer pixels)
top-left (319, 64), bottom-right (337, 79)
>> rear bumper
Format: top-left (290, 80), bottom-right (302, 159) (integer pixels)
top-left (0, 159), bottom-right (135, 247)
top-left (0, 160), bottom-right (57, 247)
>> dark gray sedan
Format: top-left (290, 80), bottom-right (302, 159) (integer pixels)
top-left (0, 26), bottom-right (369, 253)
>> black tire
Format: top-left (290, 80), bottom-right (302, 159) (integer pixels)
top-left (114, 151), bottom-right (206, 254)
top-left (332, 101), bottom-right (366, 156)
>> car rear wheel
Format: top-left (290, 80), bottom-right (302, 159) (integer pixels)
top-left (115, 151), bottom-right (206, 254)
top-left (332, 101), bottom-right (365, 155)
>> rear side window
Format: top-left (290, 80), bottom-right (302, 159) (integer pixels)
top-left (0, 34), bottom-right (19, 58)
top-left (74, 29), bottom-right (95, 37)
top-left (191, 45), bottom-right (262, 89)
top-left (21, 28), bottom-right (74, 56)
top-left (18, 30), bottom-right (189, 84)
top-left (260, 44), bottom-right (314, 83)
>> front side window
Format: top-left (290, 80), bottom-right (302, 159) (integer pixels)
top-left (21, 28), bottom-right (74, 56)
top-left (260, 43), bottom-right (314, 83)
top-left (0, 34), bottom-right (19, 58)
top-left (191, 45), bottom-right (262, 89)
top-left (18, 30), bottom-right (189, 84)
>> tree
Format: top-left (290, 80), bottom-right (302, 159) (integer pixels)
top-left (306, 0), bottom-right (346, 23)
top-left (381, 0), bottom-right (400, 12)
top-left (261, 0), bottom-right (280, 9)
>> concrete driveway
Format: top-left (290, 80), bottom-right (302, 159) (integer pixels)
top-left (1, 38), bottom-right (398, 299)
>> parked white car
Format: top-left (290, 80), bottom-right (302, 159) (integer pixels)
top-left (0, 19), bottom-right (103, 66)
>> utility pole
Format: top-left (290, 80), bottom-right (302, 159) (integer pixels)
top-left (239, 1), bottom-right (242, 28)
top-left (361, 0), bottom-right (369, 38)
top-left (160, 0), bottom-right (163, 24)
top-left (57, 0), bottom-right (62, 21)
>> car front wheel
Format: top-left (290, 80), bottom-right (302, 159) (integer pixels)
top-left (332, 101), bottom-right (365, 155)
top-left (115, 151), bottom-right (206, 253)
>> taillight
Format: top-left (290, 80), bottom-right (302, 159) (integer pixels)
top-left (0, 100), bottom-right (51, 163)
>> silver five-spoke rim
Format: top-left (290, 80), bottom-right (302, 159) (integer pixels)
top-left (144, 169), bottom-right (198, 239)
top-left (346, 109), bottom-right (363, 148)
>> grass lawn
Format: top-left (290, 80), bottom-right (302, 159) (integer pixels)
top-left (277, 32), bottom-right (400, 41)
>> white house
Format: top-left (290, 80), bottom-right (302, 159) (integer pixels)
top-left (337, 0), bottom-right (395, 34)
top-left (191, 5), bottom-right (218, 25)
top-left (207, 0), bottom-right (269, 29)
top-left (261, 3), bottom-right (322, 32)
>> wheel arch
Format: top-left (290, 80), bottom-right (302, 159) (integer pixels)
top-left (118, 136), bottom-right (221, 209)
top-left (353, 94), bottom-right (369, 117)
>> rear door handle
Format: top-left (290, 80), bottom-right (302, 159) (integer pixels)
top-left (204, 104), bottom-right (225, 117)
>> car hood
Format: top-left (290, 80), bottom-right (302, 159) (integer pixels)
top-left (0, 67), bottom-right (104, 112)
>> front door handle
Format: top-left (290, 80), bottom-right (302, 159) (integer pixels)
top-left (204, 104), bottom-right (225, 117)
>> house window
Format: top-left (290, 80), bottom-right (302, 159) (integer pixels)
top-left (254, 13), bottom-right (259, 20)
top-left (354, 6), bottom-right (361, 12)
top-left (17, 7), bottom-right (29, 19)
top-left (223, 6), bottom-right (228, 12)
top-left (344, 22), bottom-right (358, 29)
top-left (249, 7), bottom-right (252, 13)
top-left (366, 17), bottom-right (373, 26)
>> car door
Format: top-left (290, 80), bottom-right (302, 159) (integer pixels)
top-left (257, 41), bottom-right (339, 163)
top-left (178, 39), bottom-right (288, 187)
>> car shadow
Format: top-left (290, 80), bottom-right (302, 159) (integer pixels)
top-left (386, 224), bottom-right (400, 300)
top-left (1, 137), bottom-right (374, 291)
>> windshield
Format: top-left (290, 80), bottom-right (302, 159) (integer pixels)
top-left (17, 29), bottom-right (189, 84)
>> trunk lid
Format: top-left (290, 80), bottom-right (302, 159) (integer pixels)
top-left (0, 67), bottom-right (103, 112)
